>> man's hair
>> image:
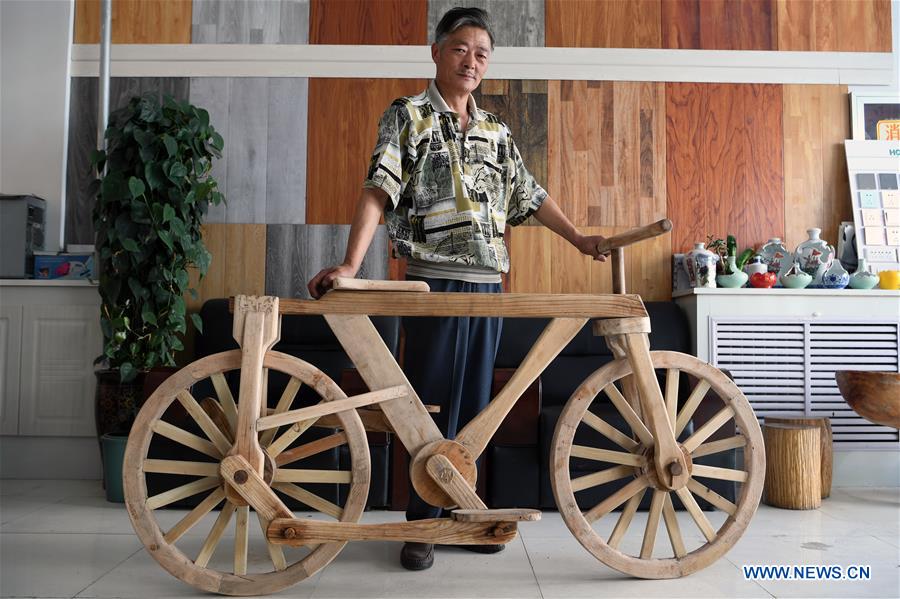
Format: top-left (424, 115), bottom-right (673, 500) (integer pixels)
top-left (434, 7), bottom-right (495, 50)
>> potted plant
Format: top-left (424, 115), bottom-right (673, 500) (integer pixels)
top-left (90, 93), bottom-right (224, 470)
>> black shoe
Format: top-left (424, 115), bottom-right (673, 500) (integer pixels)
top-left (460, 543), bottom-right (505, 554)
top-left (400, 542), bottom-right (434, 570)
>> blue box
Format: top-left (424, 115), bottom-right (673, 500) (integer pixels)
top-left (33, 253), bottom-right (94, 279)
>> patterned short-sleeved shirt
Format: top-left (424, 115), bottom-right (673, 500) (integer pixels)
top-left (363, 81), bottom-right (547, 275)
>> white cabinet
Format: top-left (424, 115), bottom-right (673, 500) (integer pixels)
top-left (674, 288), bottom-right (900, 449)
top-left (0, 281), bottom-right (101, 437)
top-left (0, 305), bottom-right (23, 435)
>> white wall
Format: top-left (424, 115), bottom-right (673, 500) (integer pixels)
top-left (1, 0), bottom-right (74, 252)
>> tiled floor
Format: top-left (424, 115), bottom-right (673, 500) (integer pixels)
top-left (1, 481), bottom-right (897, 598)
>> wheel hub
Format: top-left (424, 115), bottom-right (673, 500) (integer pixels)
top-left (639, 444), bottom-right (692, 491)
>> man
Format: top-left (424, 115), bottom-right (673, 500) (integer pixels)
top-left (308, 7), bottom-right (607, 571)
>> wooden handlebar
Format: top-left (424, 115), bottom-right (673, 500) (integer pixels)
top-left (595, 219), bottom-right (672, 254)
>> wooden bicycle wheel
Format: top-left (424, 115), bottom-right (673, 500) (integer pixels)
top-left (551, 351), bottom-right (764, 579)
top-left (123, 350), bottom-right (370, 596)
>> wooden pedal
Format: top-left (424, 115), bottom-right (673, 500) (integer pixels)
top-left (451, 508), bottom-right (542, 522)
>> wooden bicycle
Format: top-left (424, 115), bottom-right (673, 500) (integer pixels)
top-left (123, 219), bottom-right (765, 595)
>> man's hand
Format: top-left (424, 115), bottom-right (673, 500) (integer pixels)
top-left (575, 234), bottom-right (609, 262)
top-left (307, 263), bottom-right (358, 299)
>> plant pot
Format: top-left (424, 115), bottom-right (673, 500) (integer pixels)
top-left (95, 369), bottom-right (146, 489)
top-left (101, 433), bottom-right (128, 503)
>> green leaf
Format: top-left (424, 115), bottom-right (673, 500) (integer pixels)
top-left (128, 176), bottom-right (145, 199)
top-left (141, 305), bottom-right (158, 326)
top-left (190, 312), bottom-right (203, 334)
top-left (128, 277), bottom-right (147, 299)
top-left (145, 163), bottom-right (165, 190)
top-left (119, 362), bottom-right (137, 383)
top-left (121, 238), bottom-right (140, 253)
top-left (157, 229), bottom-right (174, 251)
top-left (162, 134), bottom-right (177, 158)
top-left (162, 204), bottom-right (176, 223)
top-left (175, 269), bottom-right (189, 290)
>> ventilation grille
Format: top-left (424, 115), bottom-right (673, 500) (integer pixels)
top-left (712, 319), bottom-right (899, 449)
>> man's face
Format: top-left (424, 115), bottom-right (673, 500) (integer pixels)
top-left (431, 26), bottom-right (492, 98)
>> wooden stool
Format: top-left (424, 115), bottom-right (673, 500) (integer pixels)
top-left (762, 423), bottom-right (821, 509)
top-left (764, 415), bottom-right (832, 498)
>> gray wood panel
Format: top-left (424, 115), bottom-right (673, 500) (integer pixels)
top-left (65, 78), bottom-right (190, 245)
top-left (266, 224), bottom-right (389, 299)
top-left (190, 77), bottom-right (308, 225)
top-left (192, 0), bottom-right (309, 44)
top-left (225, 78), bottom-right (269, 224)
top-left (189, 78), bottom-right (230, 223)
top-left (266, 78), bottom-right (308, 224)
top-left (427, 0), bottom-right (544, 47)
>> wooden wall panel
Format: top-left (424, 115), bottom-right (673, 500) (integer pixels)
top-left (187, 224), bottom-right (267, 314)
top-left (546, 0), bottom-right (661, 48)
top-left (428, 0), bottom-right (544, 46)
top-left (309, 0), bottom-right (427, 44)
top-left (782, 85), bottom-right (852, 251)
top-left (776, 0), bottom-right (892, 52)
top-left (547, 81), bottom-right (666, 228)
top-left (662, 0), bottom-right (776, 50)
top-left (306, 78), bottom-right (427, 224)
top-left (666, 83), bottom-right (784, 254)
top-left (508, 226), bottom-right (671, 300)
top-left (191, 0), bottom-right (310, 44)
top-left (75, 0), bottom-right (191, 43)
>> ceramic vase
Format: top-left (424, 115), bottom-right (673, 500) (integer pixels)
top-left (794, 228), bottom-right (830, 278)
top-left (685, 242), bottom-right (718, 288)
top-left (716, 255), bottom-right (749, 288)
top-left (849, 258), bottom-right (879, 290)
top-left (779, 262), bottom-right (813, 289)
top-left (821, 259), bottom-right (850, 289)
top-left (760, 238), bottom-right (789, 274)
top-left (743, 255), bottom-right (768, 277)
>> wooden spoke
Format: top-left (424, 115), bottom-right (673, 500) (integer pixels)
top-left (692, 464), bottom-right (748, 483)
top-left (581, 411), bottom-right (639, 451)
top-left (682, 405), bottom-right (736, 453)
top-left (259, 377), bottom-right (302, 447)
top-left (257, 511), bottom-right (287, 571)
top-left (143, 459), bottom-right (220, 477)
top-left (691, 435), bottom-right (747, 458)
top-left (201, 397), bottom-right (234, 443)
top-left (176, 391), bottom-right (232, 454)
top-left (146, 477), bottom-right (220, 510)
top-left (688, 479), bottom-right (737, 515)
top-left (602, 384), bottom-right (654, 446)
top-left (273, 482), bottom-right (343, 519)
top-left (164, 487), bottom-right (225, 544)
top-left (273, 469), bottom-right (353, 484)
top-left (661, 493), bottom-right (686, 558)
top-left (195, 501), bottom-right (236, 567)
top-left (675, 487), bottom-right (717, 542)
top-left (571, 465), bottom-right (634, 492)
top-left (256, 386), bottom-right (407, 432)
top-left (674, 380), bottom-right (711, 437)
top-left (210, 372), bottom-right (238, 432)
top-left (640, 490), bottom-right (666, 559)
top-left (234, 505), bottom-right (249, 576)
top-left (665, 369), bottom-right (679, 433)
top-left (275, 432), bottom-right (348, 467)
top-left (607, 489), bottom-right (644, 549)
top-left (584, 476), bottom-right (649, 523)
top-left (152, 420), bottom-right (221, 459)
top-left (267, 414), bottom-right (320, 458)
top-left (571, 445), bottom-right (645, 467)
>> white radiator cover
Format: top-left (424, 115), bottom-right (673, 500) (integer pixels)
top-left (712, 319), bottom-right (899, 448)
